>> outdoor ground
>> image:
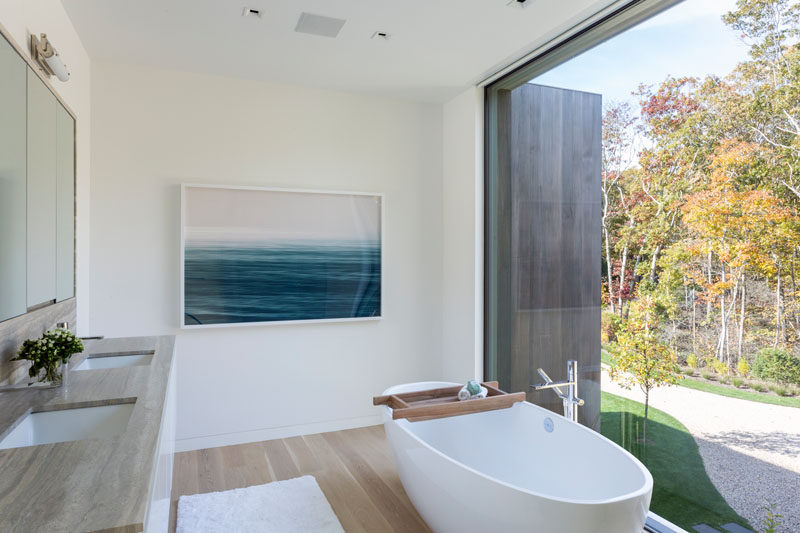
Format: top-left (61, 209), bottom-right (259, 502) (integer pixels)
top-left (600, 392), bottom-right (745, 531)
top-left (602, 370), bottom-right (800, 531)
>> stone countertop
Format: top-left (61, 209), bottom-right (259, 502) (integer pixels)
top-left (0, 335), bottom-right (175, 533)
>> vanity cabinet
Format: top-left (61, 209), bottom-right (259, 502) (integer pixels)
top-left (0, 32), bottom-right (75, 320)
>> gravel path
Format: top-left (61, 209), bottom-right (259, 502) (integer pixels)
top-left (602, 370), bottom-right (800, 532)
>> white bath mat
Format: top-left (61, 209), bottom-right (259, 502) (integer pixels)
top-left (176, 475), bottom-right (345, 533)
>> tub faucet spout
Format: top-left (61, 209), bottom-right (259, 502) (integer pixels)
top-left (531, 360), bottom-right (584, 422)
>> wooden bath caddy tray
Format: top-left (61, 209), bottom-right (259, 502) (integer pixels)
top-left (373, 382), bottom-right (526, 421)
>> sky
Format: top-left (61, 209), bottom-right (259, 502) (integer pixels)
top-left (532, 0), bottom-right (750, 109)
top-left (184, 186), bottom-right (381, 243)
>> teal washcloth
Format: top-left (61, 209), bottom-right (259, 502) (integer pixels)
top-left (466, 380), bottom-right (481, 396)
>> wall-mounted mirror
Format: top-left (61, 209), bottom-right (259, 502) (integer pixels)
top-left (0, 31), bottom-right (75, 323)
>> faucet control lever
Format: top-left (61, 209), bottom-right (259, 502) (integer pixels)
top-left (530, 360), bottom-right (583, 423)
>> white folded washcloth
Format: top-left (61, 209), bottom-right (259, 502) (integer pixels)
top-left (458, 385), bottom-right (488, 401)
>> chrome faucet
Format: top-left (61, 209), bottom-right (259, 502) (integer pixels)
top-left (531, 360), bottom-right (584, 422)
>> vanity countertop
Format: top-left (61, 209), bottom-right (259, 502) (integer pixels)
top-left (0, 335), bottom-right (175, 533)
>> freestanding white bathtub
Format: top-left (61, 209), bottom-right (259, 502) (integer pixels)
top-left (382, 382), bottom-right (653, 533)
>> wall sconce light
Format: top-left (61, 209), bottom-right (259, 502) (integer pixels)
top-left (30, 33), bottom-right (70, 82)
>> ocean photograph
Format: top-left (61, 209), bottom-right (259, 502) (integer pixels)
top-left (182, 186), bottom-right (382, 326)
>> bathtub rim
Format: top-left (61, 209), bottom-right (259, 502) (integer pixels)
top-left (382, 381), bottom-right (654, 507)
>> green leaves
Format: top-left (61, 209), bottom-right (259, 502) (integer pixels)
top-left (609, 295), bottom-right (682, 395)
top-left (11, 329), bottom-right (84, 383)
top-left (752, 347), bottom-right (800, 383)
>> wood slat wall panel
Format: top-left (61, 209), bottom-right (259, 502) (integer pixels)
top-left (493, 83), bottom-right (602, 430)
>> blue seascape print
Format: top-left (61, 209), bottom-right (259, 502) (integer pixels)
top-left (184, 240), bottom-right (381, 325)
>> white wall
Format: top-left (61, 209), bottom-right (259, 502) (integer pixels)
top-left (0, 1), bottom-right (91, 333)
top-left (441, 88), bottom-right (484, 383)
top-left (90, 62), bottom-right (443, 451)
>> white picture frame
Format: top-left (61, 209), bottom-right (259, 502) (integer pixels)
top-left (180, 184), bottom-right (384, 329)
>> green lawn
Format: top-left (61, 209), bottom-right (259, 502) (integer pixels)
top-left (678, 377), bottom-right (800, 408)
top-left (600, 392), bottom-right (750, 531)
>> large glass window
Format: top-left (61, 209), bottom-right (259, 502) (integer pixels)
top-left (485, 0), bottom-right (800, 531)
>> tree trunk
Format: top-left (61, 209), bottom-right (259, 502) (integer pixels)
top-left (724, 280), bottom-right (738, 367)
top-left (706, 248), bottom-right (713, 321)
top-left (717, 266), bottom-right (727, 361)
top-left (775, 268), bottom-right (783, 348)
top-left (643, 389), bottom-right (650, 445)
top-left (618, 245), bottom-right (628, 317)
top-left (627, 254), bottom-right (642, 320)
top-left (602, 184), bottom-right (615, 315)
top-left (684, 278), bottom-right (689, 306)
top-left (603, 223), bottom-right (615, 314)
top-left (649, 245), bottom-right (661, 283)
top-left (737, 275), bottom-right (746, 365)
top-left (793, 249), bottom-right (799, 332)
top-left (692, 288), bottom-right (697, 357)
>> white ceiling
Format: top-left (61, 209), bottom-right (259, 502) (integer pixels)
top-left (61, 0), bottom-right (614, 103)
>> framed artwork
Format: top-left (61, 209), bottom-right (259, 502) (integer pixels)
top-left (180, 184), bottom-right (383, 328)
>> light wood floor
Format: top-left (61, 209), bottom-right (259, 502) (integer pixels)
top-left (169, 425), bottom-right (432, 532)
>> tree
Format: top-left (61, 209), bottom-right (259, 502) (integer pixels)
top-left (602, 102), bottom-right (638, 314)
top-left (599, 0), bottom-right (800, 383)
top-left (609, 295), bottom-right (682, 444)
top-left (681, 141), bottom-right (800, 363)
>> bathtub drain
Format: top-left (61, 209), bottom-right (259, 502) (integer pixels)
top-left (543, 417), bottom-right (554, 433)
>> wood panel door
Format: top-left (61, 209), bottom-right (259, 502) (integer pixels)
top-left (490, 83), bottom-right (602, 430)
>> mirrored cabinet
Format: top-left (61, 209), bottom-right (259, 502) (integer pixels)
top-left (0, 32), bottom-right (75, 323)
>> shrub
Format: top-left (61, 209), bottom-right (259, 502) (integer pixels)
top-left (686, 353), bottom-right (698, 369)
top-left (750, 382), bottom-right (767, 392)
top-left (736, 357), bottom-right (751, 377)
top-left (769, 384), bottom-right (789, 396)
top-left (701, 372), bottom-right (715, 381)
top-left (710, 358), bottom-right (729, 376)
top-left (761, 501), bottom-right (782, 533)
top-left (752, 348), bottom-right (800, 385)
top-left (720, 376), bottom-right (731, 385)
top-left (682, 367), bottom-right (696, 376)
top-left (732, 377), bottom-right (745, 388)
top-left (601, 311), bottom-right (623, 344)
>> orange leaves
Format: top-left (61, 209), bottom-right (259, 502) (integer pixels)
top-left (678, 139), bottom-right (800, 299)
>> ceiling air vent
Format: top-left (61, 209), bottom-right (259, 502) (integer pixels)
top-left (242, 7), bottom-right (263, 19)
top-left (507, 0), bottom-right (531, 7)
top-left (294, 12), bottom-right (346, 38)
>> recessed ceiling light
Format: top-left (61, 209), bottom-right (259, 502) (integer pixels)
top-left (242, 7), bottom-right (263, 19)
top-left (295, 12), bottom-right (346, 38)
top-left (371, 31), bottom-right (392, 40)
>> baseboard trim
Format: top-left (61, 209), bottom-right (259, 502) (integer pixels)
top-left (175, 414), bottom-right (383, 452)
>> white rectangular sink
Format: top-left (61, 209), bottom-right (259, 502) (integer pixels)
top-left (74, 353), bottom-right (153, 371)
top-left (0, 403), bottom-right (135, 450)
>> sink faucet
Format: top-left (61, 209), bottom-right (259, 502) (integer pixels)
top-left (531, 360), bottom-right (584, 422)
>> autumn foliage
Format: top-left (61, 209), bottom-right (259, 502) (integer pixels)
top-left (603, 0), bottom-right (800, 382)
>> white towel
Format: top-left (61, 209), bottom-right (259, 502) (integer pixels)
top-left (458, 385), bottom-right (488, 401)
top-left (457, 386), bottom-right (472, 401)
